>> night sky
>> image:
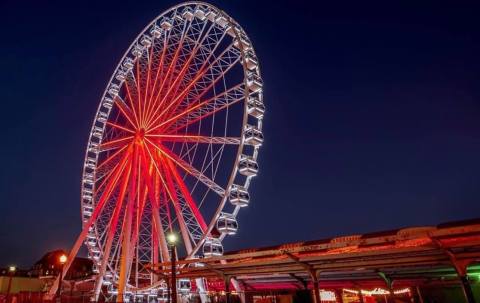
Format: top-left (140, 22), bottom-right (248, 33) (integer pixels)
top-left (1, 0), bottom-right (479, 268)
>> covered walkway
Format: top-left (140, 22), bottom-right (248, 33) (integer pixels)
top-left (150, 218), bottom-right (480, 303)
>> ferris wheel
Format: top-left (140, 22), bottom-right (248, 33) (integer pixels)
top-left (50, 1), bottom-right (264, 301)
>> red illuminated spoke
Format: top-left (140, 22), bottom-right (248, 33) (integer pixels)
top-left (123, 78), bottom-right (141, 128)
top-left (117, 147), bottom-right (140, 294)
top-left (146, 64), bottom-right (208, 131)
top-left (96, 145), bottom-right (129, 171)
top-left (144, 34), bottom-right (169, 128)
top-left (146, 134), bottom-right (240, 145)
top-left (60, 150), bottom-right (131, 282)
top-left (94, 163), bottom-right (131, 294)
top-left (138, 146), bottom-right (171, 263)
top-left (144, 22), bottom-right (219, 128)
top-left (106, 121), bottom-right (135, 134)
top-left (114, 95), bottom-right (139, 129)
top-left (145, 22), bottom-right (191, 127)
top-left (100, 136), bottom-right (134, 152)
top-left (158, 154), bottom-right (194, 252)
top-left (165, 157), bottom-right (207, 232)
top-left (146, 44), bottom-right (240, 133)
top-left (155, 84), bottom-right (244, 133)
top-left (144, 138), bottom-right (225, 196)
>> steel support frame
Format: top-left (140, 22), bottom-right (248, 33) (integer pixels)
top-left (432, 238), bottom-right (476, 303)
top-left (284, 252), bottom-right (321, 303)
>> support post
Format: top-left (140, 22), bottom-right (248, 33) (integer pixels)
top-left (460, 275), bottom-right (476, 303)
top-left (377, 272), bottom-right (395, 303)
top-left (356, 288), bottom-right (364, 303)
top-left (171, 246), bottom-right (177, 303)
top-left (432, 238), bottom-right (476, 303)
top-left (5, 271), bottom-right (14, 303)
top-left (225, 276), bottom-right (231, 303)
top-left (334, 289), bottom-right (344, 303)
top-left (309, 269), bottom-right (321, 303)
top-left (414, 286), bottom-right (424, 303)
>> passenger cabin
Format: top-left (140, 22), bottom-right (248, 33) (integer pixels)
top-left (194, 8), bottom-right (206, 21)
top-left (205, 10), bottom-right (217, 22)
top-left (115, 70), bottom-right (126, 82)
top-left (150, 25), bottom-right (162, 38)
top-left (229, 185), bottom-right (250, 207)
top-left (216, 15), bottom-right (228, 28)
top-left (217, 213), bottom-right (238, 235)
top-left (203, 238), bottom-right (223, 257)
top-left (103, 97), bottom-right (114, 109)
top-left (83, 192), bottom-right (93, 202)
top-left (86, 157), bottom-right (97, 169)
top-left (247, 73), bottom-right (263, 93)
top-left (97, 111), bottom-right (108, 123)
top-left (234, 34), bottom-right (251, 50)
top-left (140, 35), bottom-right (152, 47)
top-left (123, 58), bottom-right (134, 70)
top-left (244, 125), bottom-right (263, 147)
top-left (132, 44), bottom-right (144, 57)
top-left (86, 238), bottom-right (96, 246)
top-left (247, 95), bottom-right (265, 119)
top-left (243, 51), bottom-right (258, 71)
top-left (83, 205), bottom-right (93, 215)
top-left (182, 7), bottom-right (194, 21)
top-left (178, 279), bottom-right (191, 292)
top-left (160, 18), bottom-right (173, 30)
top-left (238, 156), bottom-right (258, 177)
top-left (108, 84), bottom-right (119, 97)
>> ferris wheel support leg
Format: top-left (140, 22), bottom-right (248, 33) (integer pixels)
top-left (196, 278), bottom-right (210, 303)
top-left (231, 278), bottom-right (245, 303)
top-left (117, 150), bottom-right (138, 302)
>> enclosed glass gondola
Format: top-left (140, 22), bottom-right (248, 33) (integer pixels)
top-left (203, 237), bottom-right (224, 257)
top-left (216, 213), bottom-right (239, 235)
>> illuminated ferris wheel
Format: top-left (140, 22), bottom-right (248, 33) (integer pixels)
top-left (52, 1), bottom-right (264, 301)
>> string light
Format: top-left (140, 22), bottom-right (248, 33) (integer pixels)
top-left (319, 290), bottom-right (336, 301)
top-left (343, 287), bottom-right (411, 296)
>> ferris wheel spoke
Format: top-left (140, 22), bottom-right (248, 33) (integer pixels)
top-left (146, 20), bottom-right (191, 127)
top-left (165, 157), bottom-right (207, 232)
top-left (117, 146), bottom-right (140, 298)
top-left (142, 143), bottom-right (195, 252)
top-left (157, 26), bottom-right (230, 124)
top-left (144, 34), bottom-right (168, 129)
top-left (56, 150), bottom-right (130, 291)
top-left (94, 163), bottom-right (132, 299)
top-left (144, 21), bottom-right (218, 128)
top-left (146, 134), bottom-right (241, 145)
top-left (144, 138), bottom-right (225, 196)
top-left (96, 145), bottom-right (129, 173)
top-left (146, 37), bottom-right (236, 130)
top-left (116, 91), bottom-right (140, 129)
top-left (100, 136), bottom-right (134, 152)
top-left (158, 83), bottom-right (244, 133)
top-left (159, 156), bottom-right (194, 252)
top-left (138, 150), bottom-right (171, 264)
top-left (106, 121), bottom-right (135, 134)
top-left (146, 44), bottom-right (240, 133)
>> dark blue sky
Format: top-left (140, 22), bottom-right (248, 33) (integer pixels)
top-left (0, 0), bottom-right (479, 267)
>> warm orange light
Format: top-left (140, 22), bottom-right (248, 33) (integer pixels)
top-left (59, 254), bottom-right (68, 264)
top-left (8, 266), bottom-right (16, 272)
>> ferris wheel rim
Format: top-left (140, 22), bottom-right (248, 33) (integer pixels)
top-left (79, 1), bottom-right (263, 294)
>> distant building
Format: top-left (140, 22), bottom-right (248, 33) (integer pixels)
top-left (29, 250), bottom-right (93, 280)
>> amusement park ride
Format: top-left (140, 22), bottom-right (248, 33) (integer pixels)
top-left (47, 2), bottom-right (264, 302)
